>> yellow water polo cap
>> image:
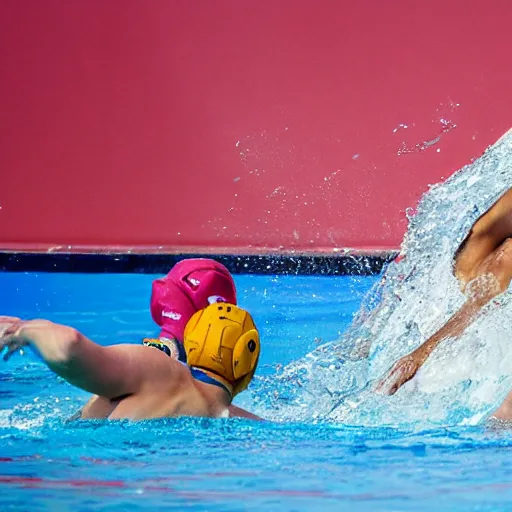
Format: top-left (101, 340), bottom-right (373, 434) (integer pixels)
top-left (183, 303), bottom-right (260, 397)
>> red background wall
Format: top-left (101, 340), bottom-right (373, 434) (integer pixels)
top-left (1, 0), bottom-right (511, 254)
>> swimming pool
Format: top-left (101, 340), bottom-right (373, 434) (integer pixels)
top-left (2, 271), bottom-right (512, 511)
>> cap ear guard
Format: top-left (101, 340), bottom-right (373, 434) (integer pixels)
top-left (232, 329), bottom-right (260, 380)
top-left (232, 373), bottom-right (254, 396)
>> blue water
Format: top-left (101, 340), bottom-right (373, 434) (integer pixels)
top-left (2, 272), bottom-right (512, 511)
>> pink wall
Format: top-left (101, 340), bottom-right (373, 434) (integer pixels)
top-left (1, 0), bottom-right (511, 253)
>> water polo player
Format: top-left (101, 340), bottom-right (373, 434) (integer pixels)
top-left (0, 303), bottom-right (260, 420)
top-left (143, 258), bottom-right (261, 420)
top-left (144, 258), bottom-right (238, 362)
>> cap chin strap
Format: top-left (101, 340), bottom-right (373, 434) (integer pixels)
top-left (189, 367), bottom-right (234, 398)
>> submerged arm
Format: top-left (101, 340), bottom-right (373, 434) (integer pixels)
top-left (376, 299), bottom-right (485, 395)
top-left (411, 292), bottom-right (489, 363)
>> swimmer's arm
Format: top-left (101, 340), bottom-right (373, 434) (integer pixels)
top-left (376, 297), bottom-right (490, 395)
top-left (1, 319), bottom-right (172, 398)
top-left (378, 240), bottom-right (512, 395)
top-left (409, 300), bottom-right (482, 362)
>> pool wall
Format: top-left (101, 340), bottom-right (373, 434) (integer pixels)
top-left (1, 0), bottom-right (511, 256)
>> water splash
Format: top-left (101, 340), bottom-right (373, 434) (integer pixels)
top-left (254, 129), bottom-right (512, 428)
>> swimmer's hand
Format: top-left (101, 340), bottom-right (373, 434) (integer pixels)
top-left (375, 354), bottom-right (421, 395)
top-left (0, 316), bottom-right (25, 361)
top-left (0, 317), bottom-right (69, 363)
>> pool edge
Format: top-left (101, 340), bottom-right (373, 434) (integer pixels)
top-left (0, 251), bottom-right (396, 275)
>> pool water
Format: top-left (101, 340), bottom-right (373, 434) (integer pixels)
top-left (2, 271), bottom-right (512, 511)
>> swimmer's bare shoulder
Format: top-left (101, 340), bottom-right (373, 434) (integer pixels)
top-left (455, 187), bottom-right (512, 283)
top-left (470, 187), bottom-right (512, 238)
top-left (76, 345), bottom-right (199, 420)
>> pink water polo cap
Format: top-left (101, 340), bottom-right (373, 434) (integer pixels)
top-left (150, 258), bottom-right (237, 342)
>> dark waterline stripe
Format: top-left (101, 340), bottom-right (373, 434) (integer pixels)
top-left (0, 252), bottom-right (396, 275)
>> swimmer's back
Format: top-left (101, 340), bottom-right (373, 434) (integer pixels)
top-left (78, 345), bottom-right (224, 420)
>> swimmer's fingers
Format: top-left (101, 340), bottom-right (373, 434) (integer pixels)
top-left (0, 326), bottom-right (15, 343)
top-left (2, 340), bottom-right (25, 362)
top-left (0, 319), bottom-right (26, 361)
top-left (0, 333), bottom-right (24, 361)
top-left (375, 355), bottom-right (418, 395)
top-left (0, 317), bottom-right (22, 338)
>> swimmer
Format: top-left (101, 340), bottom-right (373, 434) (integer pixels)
top-left (146, 258), bottom-right (238, 363)
top-left (0, 302), bottom-right (260, 420)
top-left (143, 258), bottom-right (261, 420)
top-left (377, 187), bottom-right (512, 413)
